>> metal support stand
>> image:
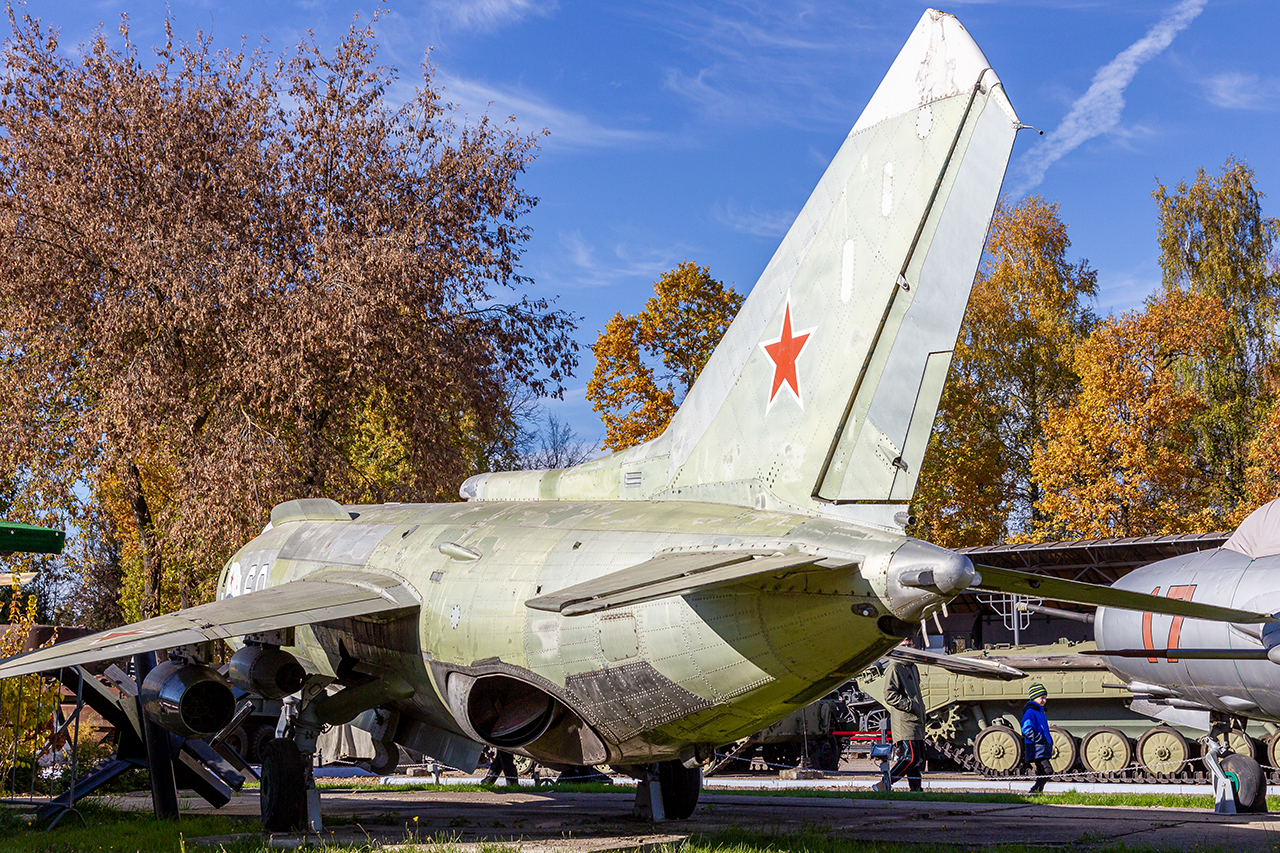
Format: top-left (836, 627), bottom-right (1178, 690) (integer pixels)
top-left (1202, 737), bottom-right (1238, 815)
top-left (134, 653), bottom-right (180, 820)
top-left (632, 765), bottom-right (666, 821)
top-left (43, 669), bottom-right (87, 831)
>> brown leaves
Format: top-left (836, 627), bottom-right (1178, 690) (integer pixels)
top-left (586, 262), bottom-right (743, 452)
top-left (0, 12), bottom-right (576, 616)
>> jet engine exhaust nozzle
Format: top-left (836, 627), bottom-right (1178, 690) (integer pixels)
top-left (140, 660), bottom-right (237, 739)
top-left (227, 644), bottom-right (306, 699)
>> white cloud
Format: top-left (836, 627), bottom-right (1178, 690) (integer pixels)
top-left (428, 0), bottom-right (556, 33)
top-left (712, 201), bottom-right (796, 238)
top-left (1205, 72), bottom-right (1280, 112)
top-left (439, 74), bottom-right (664, 150)
top-left (543, 231), bottom-right (686, 291)
top-left (1013, 0), bottom-right (1206, 194)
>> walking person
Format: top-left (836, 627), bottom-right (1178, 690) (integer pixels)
top-left (481, 749), bottom-right (520, 786)
top-left (874, 648), bottom-right (926, 792)
top-left (1022, 683), bottom-right (1053, 793)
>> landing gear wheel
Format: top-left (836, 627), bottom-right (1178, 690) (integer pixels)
top-left (513, 754), bottom-right (535, 776)
top-left (1081, 727), bottom-right (1131, 774)
top-left (369, 742), bottom-right (400, 775)
top-left (657, 760), bottom-right (702, 819)
top-left (1222, 753), bottom-right (1268, 813)
top-left (1048, 726), bottom-right (1077, 774)
top-left (1137, 727), bottom-right (1188, 777)
top-left (973, 726), bottom-right (1022, 774)
top-left (260, 738), bottom-right (306, 832)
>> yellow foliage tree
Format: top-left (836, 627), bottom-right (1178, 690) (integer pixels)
top-left (910, 196), bottom-right (1096, 545)
top-left (588, 262), bottom-right (744, 451)
top-left (1155, 157), bottom-right (1280, 518)
top-left (1030, 290), bottom-right (1228, 538)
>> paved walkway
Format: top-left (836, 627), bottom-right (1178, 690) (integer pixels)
top-left (163, 787), bottom-right (1280, 851)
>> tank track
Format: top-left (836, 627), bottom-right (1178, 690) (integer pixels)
top-left (925, 736), bottom-right (1236, 784)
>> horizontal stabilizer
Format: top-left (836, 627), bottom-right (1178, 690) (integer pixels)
top-left (1103, 648), bottom-right (1271, 661)
top-left (526, 550), bottom-right (839, 616)
top-left (973, 564), bottom-right (1273, 624)
top-left (887, 646), bottom-right (1026, 681)
top-left (0, 569), bottom-right (419, 679)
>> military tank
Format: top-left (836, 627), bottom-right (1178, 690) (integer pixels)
top-left (857, 640), bottom-right (1274, 781)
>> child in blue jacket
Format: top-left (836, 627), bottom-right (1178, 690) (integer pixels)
top-left (1021, 683), bottom-right (1052, 793)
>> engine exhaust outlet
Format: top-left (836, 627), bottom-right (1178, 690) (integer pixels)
top-left (227, 644), bottom-right (306, 699)
top-left (140, 660), bottom-right (237, 738)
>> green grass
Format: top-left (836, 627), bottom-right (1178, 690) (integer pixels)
top-left (4, 786), bottom-right (1275, 852)
top-left (310, 779), bottom-right (632, 795)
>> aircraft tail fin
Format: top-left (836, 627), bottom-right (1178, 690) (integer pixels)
top-left (655, 10), bottom-right (1019, 522)
top-left (461, 11), bottom-right (1019, 526)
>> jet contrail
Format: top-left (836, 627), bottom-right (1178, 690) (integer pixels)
top-left (1014, 0), bottom-right (1207, 195)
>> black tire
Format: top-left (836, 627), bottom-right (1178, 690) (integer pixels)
top-left (814, 738), bottom-right (839, 772)
top-left (248, 723), bottom-right (277, 764)
top-left (657, 760), bottom-right (701, 819)
top-left (221, 726), bottom-right (249, 759)
top-left (1223, 753), bottom-right (1269, 813)
top-left (369, 742), bottom-right (400, 775)
top-left (260, 738), bottom-right (306, 831)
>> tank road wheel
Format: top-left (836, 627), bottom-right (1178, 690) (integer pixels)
top-left (1048, 726), bottom-right (1077, 774)
top-left (221, 725), bottom-right (249, 760)
top-left (1137, 727), bottom-right (1189, 777)
top-left (1266, 732), bottom-right (1280, 773)
top-left (1081, 727), bottom-right (1132, 775)
top-left (1222, 753), bottom-right (1269, 813)
top-left (260, 738), bottom-right (306, 832)
top-left (657, 760), bottom-right (702, 819)
top-left (813, 737), bottom-right (840, 772)
top-left (248, 723), bottom-right (277, 764)
top-left (1222, 730), bottom-right (1258, 761)
top-left (973, 726), bottom-right (1022, 774)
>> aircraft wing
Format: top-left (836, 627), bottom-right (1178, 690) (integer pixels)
top-left (971, 564), bottom-right (1273, 624)
top-left (526, 550), bottom-right (837, 616)
top-left (0, 569), bottom-right (418, 679)
top-left (887, 646), bottom-right (1026, 680)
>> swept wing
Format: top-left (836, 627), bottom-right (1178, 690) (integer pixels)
top-left (0, 569), bottom-right (418, 679)
top-left (970, 564), bottom-right (1272, 624)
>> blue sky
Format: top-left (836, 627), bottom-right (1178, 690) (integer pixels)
top-left (20, 0), bottom-right (1280, 447)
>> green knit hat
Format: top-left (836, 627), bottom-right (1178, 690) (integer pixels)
top-left (1029, 683), bottom-right (1048, 700)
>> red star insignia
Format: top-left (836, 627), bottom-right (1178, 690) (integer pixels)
top-left (759, 293), bottom-right (815, 409)
top-left (94, 628), bottom-right (149, 644)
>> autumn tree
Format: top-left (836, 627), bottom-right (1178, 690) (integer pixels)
top-left (910, 196), bottom-right (1097, 546)
top-left (0, 12), bottom-right (576, 619)
top-left (1155, 157), bottom-right (1280, 518)
top-left (1030, 290), bottom-right (1228, 538)
top-left (588, 261), bottom-right (743, 451)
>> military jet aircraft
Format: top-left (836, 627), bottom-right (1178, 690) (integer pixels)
top-left (0, 8), bottom-right (1271, 832)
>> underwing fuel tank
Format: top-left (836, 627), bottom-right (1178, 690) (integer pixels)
top-left (1096, 500), bottom-right (1280, 722)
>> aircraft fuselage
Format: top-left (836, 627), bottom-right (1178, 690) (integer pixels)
top-left (218, 499), bottom-right (941, 766)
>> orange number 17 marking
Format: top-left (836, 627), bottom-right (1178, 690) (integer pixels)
top-left (1141, 585), bottom-right (1197, 663)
